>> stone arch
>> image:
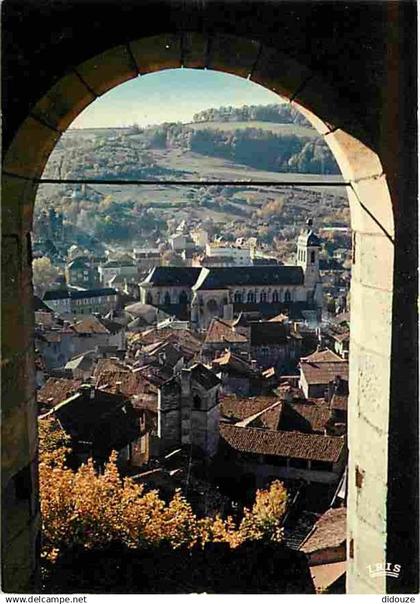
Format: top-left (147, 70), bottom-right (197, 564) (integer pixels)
top-left (2, 26), bottom-right (413, 595)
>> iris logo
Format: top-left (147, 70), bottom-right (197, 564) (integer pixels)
top-left (368, 562), bottom-right (401, 579)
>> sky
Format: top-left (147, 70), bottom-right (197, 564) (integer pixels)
top-left (70, 68), bottom-right (285, 129)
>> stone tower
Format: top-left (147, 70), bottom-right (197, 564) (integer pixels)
top-left (296, 219), bottom-right (323, 306)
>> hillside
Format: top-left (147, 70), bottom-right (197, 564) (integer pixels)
top-left (36, 104), bottom-right (348, 246)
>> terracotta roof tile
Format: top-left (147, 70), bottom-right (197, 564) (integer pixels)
top-left (300, 508), bottom-right (347, 553)
top-left (281, 400), bottom-right (332, 433)
top-left (38, 378), bottom-right (82, 408)
top-left (205, 318), bottom-right (248, 344)
top-left (220, 395), bottom-right (279, 422)
top-left (302, 348), bottom-right (344, 363)
top-left (220, 424), bottom-right (345, 463)
top-left (300, 361), bottom-right (349, 386)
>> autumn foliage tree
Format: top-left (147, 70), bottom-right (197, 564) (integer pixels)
top-left (39, 418), bottom-right (288, 562)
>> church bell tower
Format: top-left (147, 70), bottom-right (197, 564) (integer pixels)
top-left (296, 218), bottom-right (322, 297)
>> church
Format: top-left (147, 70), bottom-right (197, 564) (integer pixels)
top-left (140, 222), bottom-right (323, 329)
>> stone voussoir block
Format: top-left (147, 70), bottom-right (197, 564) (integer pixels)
top-left (251, 45), bottom-right (312, 100)
top-left (3, 117), bottom-right (61, 180)
top-left (291, 100), bottom-right (335, 136)
top-left (182, 32), bottom-right (208, 69)
top-left (31, 71), bottom-right (96, 132)
top-left (348, 175), bottom-right (395, 239)
top-left (208, 34), bottom-right (260, 78)
top-left (130, 34), bottom-right (182, 74)
top-left (324, 128), bottom-right (383, 183)
top-left (76, 44), bottom-right (138, 97)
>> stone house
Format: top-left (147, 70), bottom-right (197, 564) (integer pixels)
top-left (211, 351), bottom-right (259, 396)
top-left (40, 384), bottom-right (140, 467)
top-left (69, 315), bottom-right (125, 356)
top-left (65, 256), bottom-right (100, 288)
top-left (219, 423), bottom-right (347, 487)
top-left (43, 287), bottom-right (119, 316)
top-left (64, 351), bottom-right (97, 381)
top-left (300, 507), bottom-right (346, 565)
top-left (201, 317), bottom-right (249, 363)
top-left (99, 257), bottom-right (138, 286)
top-left (300, 507), bottom-right (347, 593)
top-left (249, 321), bottom-right (301, 371)
top-left (299, 349), bottom-right (349, 399)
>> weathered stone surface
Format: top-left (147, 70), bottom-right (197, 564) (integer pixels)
top-left (3, 117), bottom-right (61, 179)
top-left (355, 349), bottom-right (392, 433)
top-left (31, 71), bottom-right (96, 132)
top-left (251, 45), bottom-right (312, 100)
top-left (1, 174), bottom-right (37, 236)
top-left (350, 280), bottom-right (393, 357)
top-left (351, 518), bottom-right (387, 593)
top-left (352, 231), bottom-right (394, 292)
top-left (2, 520), bottom-right (38, 593)
top-left (1, 402), bottom-right (31, 486)
top-left (130, 34), bottom-right (181, 74)
top-left (1, 349), bottom-right (35, 415)
top-left (208, 34), bottom-right (260, 78)
top-left (76, 45), bottom-right (138, 96)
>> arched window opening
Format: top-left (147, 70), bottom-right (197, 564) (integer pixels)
top-left (146, 292), bottom-right (153, 305)
top-left (311, 251), bottom-right (315, 263)
top-left (247, 292), bottom-right (255, 303)
top-left (284, 290), bottom-right (291, 302)
top-left (272, 291), bottom-right (279, 303)
top-left (164, 292), bottom-right (171, 305)
top-left (260, 292), bottom-right (267, 302)
top-left (234, 291), bottom-right (242, 303)
top-left (193, 395), bottom-right (201, 410)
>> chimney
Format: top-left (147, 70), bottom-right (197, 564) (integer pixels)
top-left (250, 359), bottom-right (257, 370)
top-left (115, 381), bottom-right (122, 393)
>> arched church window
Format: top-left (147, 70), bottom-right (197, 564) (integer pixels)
top-left (247, 291), bottom-right (255, 303)
top-left (284, 290), bottom-right (291, 302)
top-left (193, 395), bottom-right (201, 410)
top-left (234, 291), bottom-right (242, 303)
top-left (260, 292), bottom-right (267, 302)
top-left (311, 251), bottom-right (315, 263)
top-left (207, 299), bottom-right (218, 312)
top-left (164, 292), bottom-right (171, 305)
top-left (272, 291), bottom-right (279, 303)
